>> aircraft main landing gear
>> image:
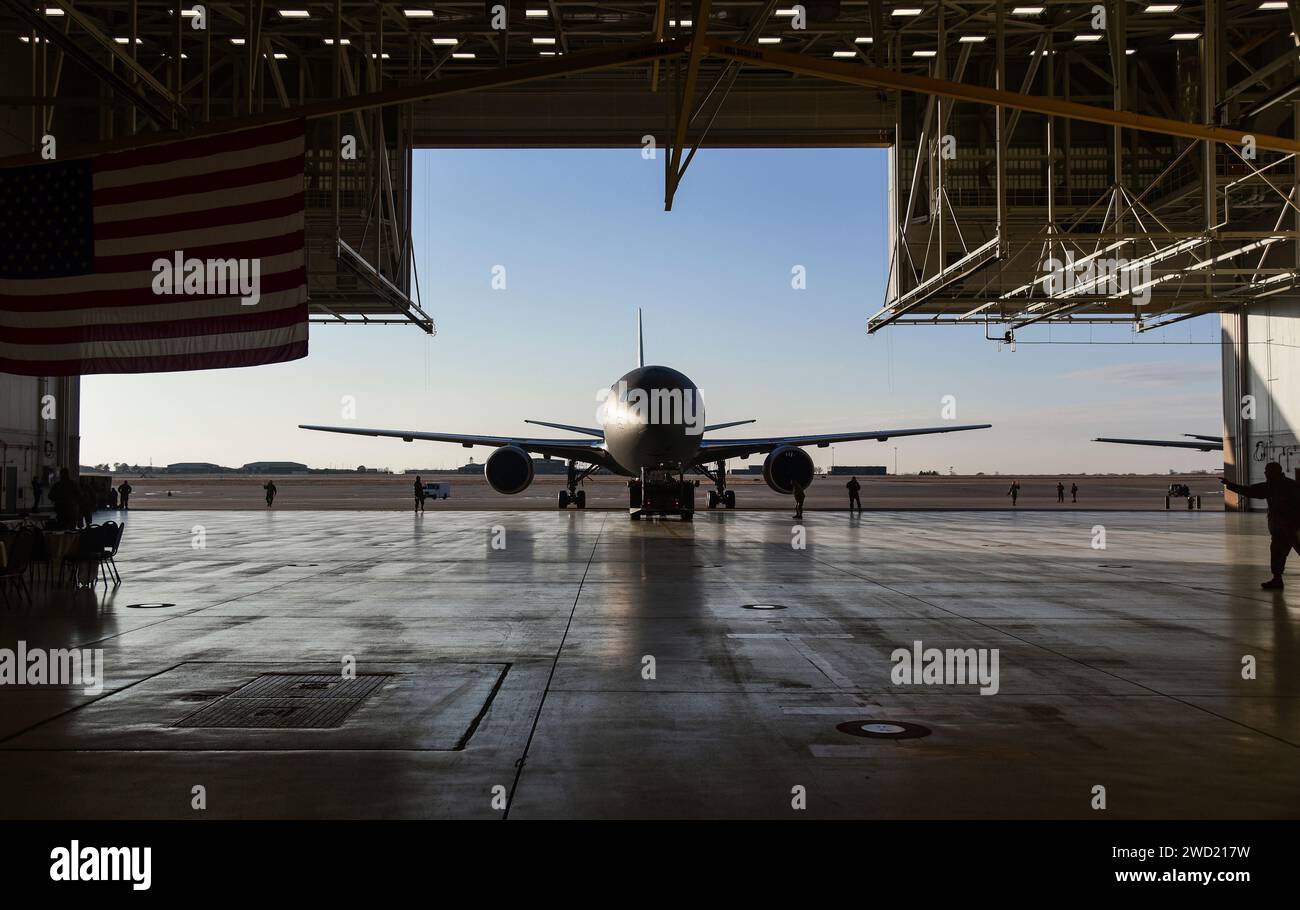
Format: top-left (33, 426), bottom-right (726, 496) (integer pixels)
top-left (700, 461), bottom-right (735, 510)
top-left (558, 460), bottom-right (594, 509)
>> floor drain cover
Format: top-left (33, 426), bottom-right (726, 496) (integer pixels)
top-left (743, 603), bottom-right (787, 611)
top-left (836, 720), bottom-right (932, 740)
top-left (126, 602), bottom-right (176, 609)
top-left (175, 673), bottom-right (390, 729)
top-left (231, 674), bottom-right (389, 699)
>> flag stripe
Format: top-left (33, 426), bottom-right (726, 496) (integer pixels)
top-left (96, 210), bottom-right (304, 257)
top-left (4, 303), bottom-right (307, 345)
top-left (0, 256), bottom-right (304, 303)
top-left (93, 135), bottom-right (305, 190)
top-left (0, 287), bottom-right (306, 328)
top-left (0, 340), bottom-right (310, 377)
top-left (92, 154), bottom-right (303, 208)
top-left (93, 191), bottom-right (303, 241)
top-left (93, 119), bottom-right (305, 174)
top-left (93, 174), bottom-right (303, 224)
top-left (0, 321), bottom-right (308, 362)
top-left (94, 229), bottom-right (304, 275)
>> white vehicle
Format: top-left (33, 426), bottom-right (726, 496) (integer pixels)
top-left (422, 482), bottom-right (451, 500)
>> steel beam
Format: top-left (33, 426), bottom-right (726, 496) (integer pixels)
top-left (703, 38), bottom-right (1300, 155)
top-left (0, 37), bottom-right (691, 165)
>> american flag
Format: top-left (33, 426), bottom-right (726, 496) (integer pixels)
top-left (0, 119), bottom-right (308, 376)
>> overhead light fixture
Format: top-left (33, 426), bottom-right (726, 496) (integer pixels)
top-left (451, 51), bottom-right (475, 58)
top-left (1171, 31), bottom-right (1201, 39)
top-left (758, 37), bottom-right (781, 44)
top-left (43, 7), bottom-right (64, 14)
top-left (430, 37), bottom-right (458, 45)
top-left (277, 9), bottom-right (310, 18)
top-left (539, 51), bottom-right (557, 55)
top-left (1143, 4), bottom-right (1180, 11)
top-left (526, 9), bottom-right (549, 17)
top-left (892, 7), bottom-right (923, 15)
top-left (170, 8), bottom-right (201, 16)
top-left (113, 37), bottom-right (144, 44)
top-left (833, 50), bottom-right (857, 57)
top-left (854, 36), bottom-right (874, 44)
top-left (1125, 48), bottom-right (1136, 54)
top-left (669, 18), bottom-right (693, 26)
top-left (323, 38), bottom-right (351, 45)
top-left (958, 35), bottom-right (986, 43)
top-left (19, 35), bottom-right (49, 42)
top-left (1259, 1), bottom-right (1287, 9)
top-left (370, 52), bottom-right (390, 59)
top-left (264, 52), bottom-right (288, 59)
top-left (1074, 33), bottom-right (1104, 42)
top-left (230, 37), bottom-right (246, 45)
top-left (775, 8), bottom-right (800, 16)
top-left (1012, 6), bottom-right (1045, 14)
top-left (913, 49), bottom-right (937, 57)
top-left (402, 9), bottom-right (436, 17)
top-left (532, 37), bottom-right (555, 44)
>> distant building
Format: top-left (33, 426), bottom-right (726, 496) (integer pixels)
top-left (242, 461), bottom-right (309, 474)
top-left (167, 462), bottom-right (229, 474)
top-left (828, 466), bottom-right (887, 476)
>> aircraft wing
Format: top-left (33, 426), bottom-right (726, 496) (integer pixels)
top-left (298, 424), bottom-right (615, 467)
top-left (694, 423), bottom-right (992, 464)
top-left (1093, 436), bottom-right (1224, 452)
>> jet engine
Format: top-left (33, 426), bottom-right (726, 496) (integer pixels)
top-left (485, 445), bottom-right (535, 494)
top-left (762, 445), bottom-right (815, 495)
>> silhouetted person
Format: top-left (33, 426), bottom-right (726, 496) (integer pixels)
top-left (78, 481), bottom-right (96, 529)
top-left (1071, 482), bottom-right (1079, 503)
top-left (108, 486), bottom-right (119, 509)
top-left (263, 480), bottom-right (277, 508)
top-left (1007, 480), bottom-right (1020, 507)
top-left (49, 469), bottom-right (79, 530)
top-left (1056, 482), bottom-right (1065, 503)
top-left (792, 480), bottom-right (806, 522)
top-left (413, 476), bottom-right (426, 513)
top-left (1222, 461), bottom-right (1300, 589)
top-left (117, 480), bottom-right (132, 511)
top-left (31, 474), bottom-right (44, 511)
top-left (846, 476), bottom-right (862, 513)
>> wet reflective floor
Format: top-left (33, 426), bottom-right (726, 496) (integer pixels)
top-left (1, 509), bottom-right (1297, 818)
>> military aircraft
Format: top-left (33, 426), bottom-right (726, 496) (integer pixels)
top-left (301, 313), bottom-right (992, 518)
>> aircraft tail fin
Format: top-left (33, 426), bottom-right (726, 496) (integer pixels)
top-left (637, 308), bottom-right (644, 368)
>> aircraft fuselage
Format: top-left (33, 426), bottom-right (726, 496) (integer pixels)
top-left (600, 365), bottom-right (705, 475)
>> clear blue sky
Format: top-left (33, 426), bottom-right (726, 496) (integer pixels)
top-left (81, 147), bottom-right (1223, 474)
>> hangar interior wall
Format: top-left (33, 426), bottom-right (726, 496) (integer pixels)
top-left (1223, 301), bottom-right (1300, 511)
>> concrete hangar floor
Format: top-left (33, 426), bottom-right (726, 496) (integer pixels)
top-left (1, 507), bottom-right (1297, 819)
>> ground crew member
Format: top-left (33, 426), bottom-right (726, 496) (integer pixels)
top-left (1223, 462), bottom-right (1300, 589)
